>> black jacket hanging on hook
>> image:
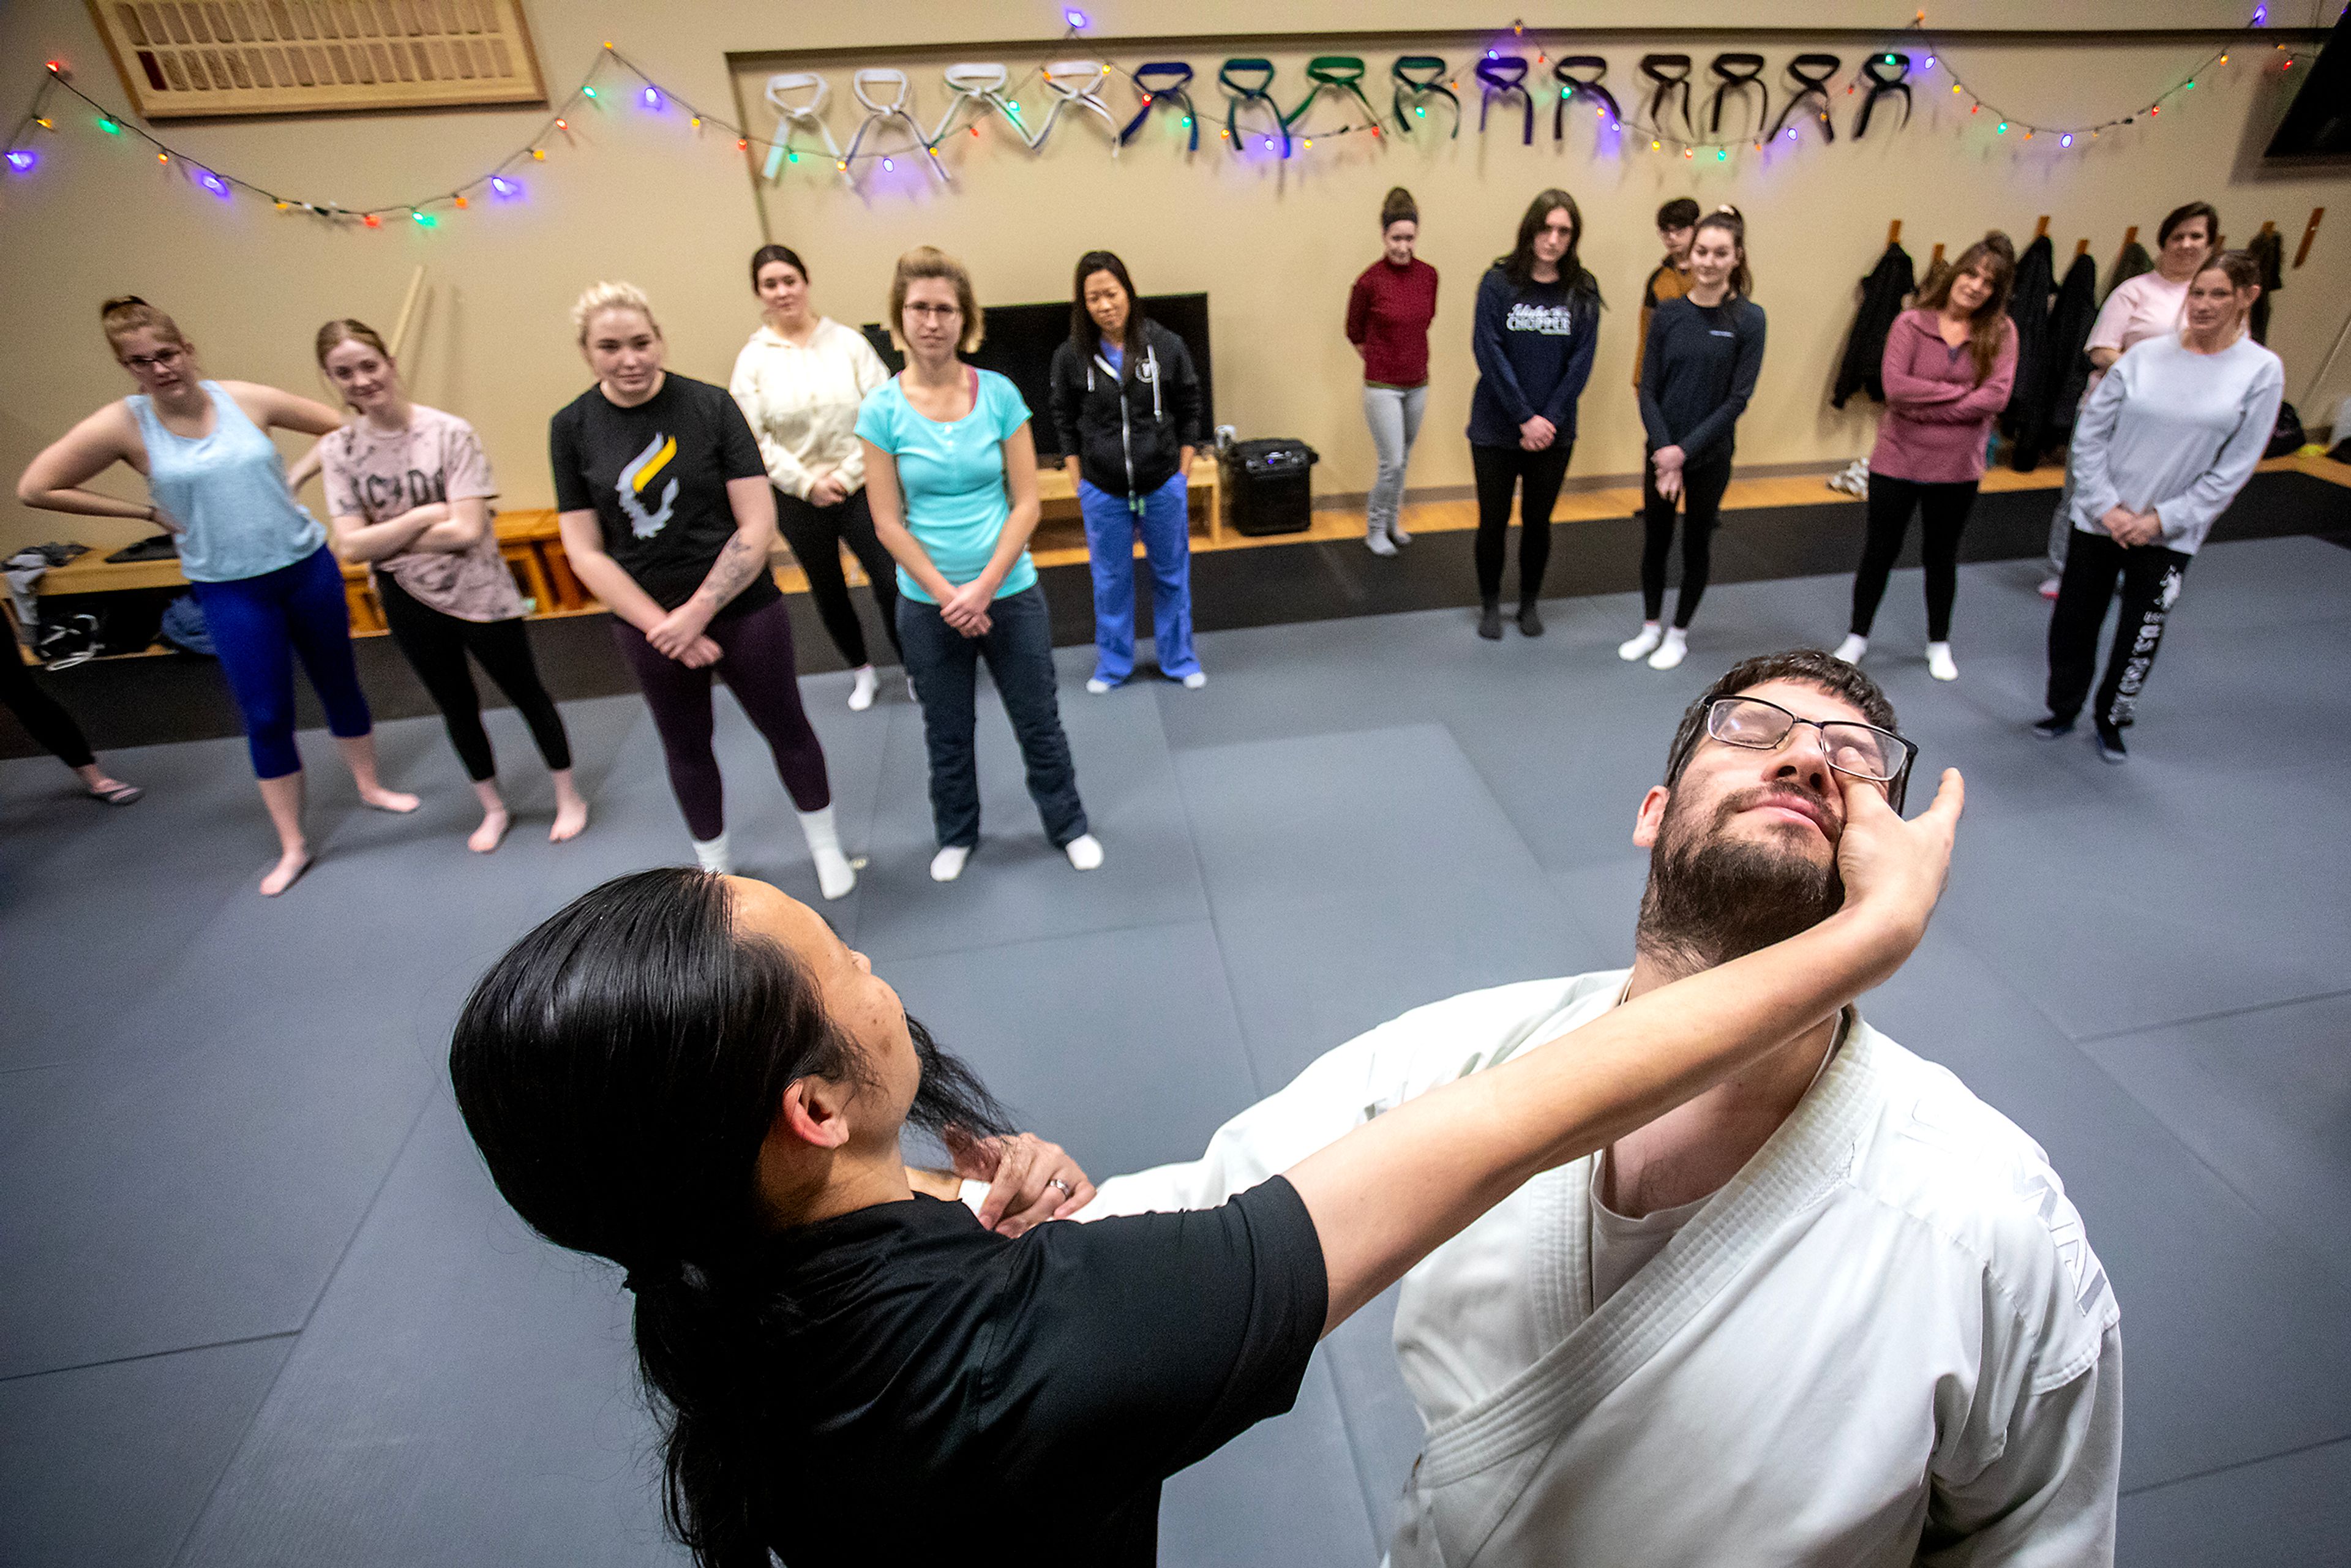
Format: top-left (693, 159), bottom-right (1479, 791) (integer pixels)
top-left (1768, 55), bottom-right (1842, 144)
top-left (1708, 54), bottom-right (1768, 137)
top-left (1639, 55), bottom-right (1696, 140)
top-left (2022, 252), bottom-right (2101, 467)
top-left (1850, 53), bottom-right (1912, 139)
top-left (1831, 242), bottom-right (1916, 408)
top-left (1553, 56), bottom-right (1622, 137)
top-left (2000, 234), bottom-right (2057, 468)
top-left (2248, 228), bottom-right (2284, 345)
top-left (1476, 56), bottom-right (1534, 145)
top-left (2104, 241), bottom-right (2154, 301)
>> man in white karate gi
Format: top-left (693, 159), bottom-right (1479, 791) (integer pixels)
top-left (1078, 650), bottom-right (2123, 1566)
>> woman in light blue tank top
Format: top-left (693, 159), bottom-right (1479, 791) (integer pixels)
top-left (20, 298), bottom-right (424, 896)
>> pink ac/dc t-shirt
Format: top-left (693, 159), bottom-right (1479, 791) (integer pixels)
top-left (318, 403), bottom-right (522, 622)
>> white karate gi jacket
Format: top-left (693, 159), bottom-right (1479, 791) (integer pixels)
top-left (1081, 972), bottom-right (2124, 1567)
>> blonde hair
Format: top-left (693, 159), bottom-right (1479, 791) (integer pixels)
top-left (887, 246), bottom-right (984, 353)
top-left (100, 295), bottom-right (189, 353)
top-left (572, 280), bottom-right (661, 344)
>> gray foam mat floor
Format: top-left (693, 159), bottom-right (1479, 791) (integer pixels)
top-left (4, 539), bottom-right (2346, 1566)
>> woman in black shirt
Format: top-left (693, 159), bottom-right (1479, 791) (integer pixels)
top-left (552, 281), bottom-right (853, 900)
top-left (449, 760), bottom-right (1963, 1566)
top-left (1626, 206), bottom-right (1767, 672)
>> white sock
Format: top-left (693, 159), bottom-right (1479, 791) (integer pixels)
top-left (1648, 628), bottom-right (1689, 670)
top-left (848, 665), bottom-right (879, 711)
top-left (797, 806), bottom-right (855, 900)
top-left (1618, 622), bottom-right (1663, 661)
top-left (692, 831), bottom-right (731, 876)
top-left (929, 844), bottom-right (971, 882)
top-left (1065, 833), bottom-right (1104, 871)
top-left (1926, 641), bottom-right (1959, 681)
top-left (1181, 670), bottom-right (1207, 690)
top-left (1833, 633), bottom-right (1869, 664)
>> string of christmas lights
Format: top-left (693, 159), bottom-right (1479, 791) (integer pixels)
top-left (1, 10), bottom-right (2330, 213)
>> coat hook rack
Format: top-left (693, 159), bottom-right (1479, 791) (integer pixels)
top-left (1930, 241), bottom-right (1946, 264)
top-left (2074, 237), bottom-right (2090, 257)
top-left (1887, 219), bottom-right (1902, 246)
top-left (2122, 225), bottom-right (2139, 249)
top-left (2034, 214), bottom-right (2050, 239)
top-left (2294, 207), bottom-right (2324, 269)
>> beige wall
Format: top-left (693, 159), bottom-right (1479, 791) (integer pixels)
top-left (2, 0), bottom-right (2342, 555)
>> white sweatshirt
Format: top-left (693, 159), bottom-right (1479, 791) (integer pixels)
top-left (2066, 331), bottom-right (2284, 556)
top-left (727, 318), bottom-right (890, 500)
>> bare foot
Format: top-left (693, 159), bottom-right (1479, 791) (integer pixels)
top-left (359, 786), bottom-right (421, 814)
top-left (260, 847), bottom-right (313, 896)
top-left (549, 793), bottom-right (590, 842)
top-left (468, 807), bottom-right (511, 854)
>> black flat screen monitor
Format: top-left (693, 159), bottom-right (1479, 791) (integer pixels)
top-left (2265, 24), bottom-right (2348, 157)
top-left (861, 293), bottom-right (1213, 460)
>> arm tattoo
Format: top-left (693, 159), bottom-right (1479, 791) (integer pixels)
top-left (696, 531), bottom-right (765, 609)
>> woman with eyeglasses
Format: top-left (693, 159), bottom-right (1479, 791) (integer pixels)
top-left (860, 246), bottom-right (1102, 883)
top-left (2037, 250), bottom-right (2282, 763)
top-left (17, 296), bottom-right (417, 895)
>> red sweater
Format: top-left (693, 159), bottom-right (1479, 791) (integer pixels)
top-left (1346, 257), bottom-right (1439, 388)
top-left (1868, 309), bottom-right (2019, 484)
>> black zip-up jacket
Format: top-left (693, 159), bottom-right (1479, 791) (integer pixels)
top-left (1831, 241), bottom-right (1916, 408)
top-left (1047, 319), bottom-right (1205, 498)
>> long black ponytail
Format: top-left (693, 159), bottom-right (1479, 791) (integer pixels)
top-left (450, 869), bottom-right (1012, 1567)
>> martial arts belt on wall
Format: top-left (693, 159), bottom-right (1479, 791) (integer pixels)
top-left (1391, 55), bottom-right (1460, 137)
top-left (1036, 59), bottom-right (1121, 156)
top-left (1120, 61), bottom-right (1199, 152)
top-left (844, 68), bottom-right (948, 179)
top-left (1768, 54), bottom-right (1843, 143)
top-left (1851, 53), bottom-right (1913, 138)
top-left (1476, 54), bottom-right (1534, 146)
top-left (1286, 57), bottom-right (1382, 138)
top-left (1220, 58), bottom-right (1289, 156)
top-left (931, 62), bottom-right (1039, 148)
top-left (1639, 54), bottom-right (1696, 140)
top-left (762, 72), bottom-right (846, 180)
top-left (1553, 56), bottom-right (1622, 138)
top-left (1708, 53), bottom-right (1769, 138)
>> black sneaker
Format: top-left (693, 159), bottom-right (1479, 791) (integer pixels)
top-left (1477, 603), bottom-right (1504, 641)
top-left (1517, 604), bottom-right (1545, 637)
top-left (2031, 716), bottom-right (2074, 740)
top-left (2094, 722), bottom-right (2129, 764)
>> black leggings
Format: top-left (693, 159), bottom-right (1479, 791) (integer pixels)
top-left (1850, 473), bottom-right (1981, 641)
top-left (1641, 450), bottom-right (1734, 627)
top-left (0, 647), bottom-right (96, 770)
top-left (1470, 440), bottom-right (1574, 606)
top-left (377, 572), bottom-right (572, 784)
top-left (611, 593), bottom-right (830, 841)
top-left (774, 486), bottom-right (902, 669)
top-left (2045, 529), bottom-right (2192, 729)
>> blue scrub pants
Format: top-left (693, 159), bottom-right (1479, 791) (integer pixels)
top-left (1078, 473), bottom-right (1199, 685)
top-left (189, 546), bottom-right (373, 779)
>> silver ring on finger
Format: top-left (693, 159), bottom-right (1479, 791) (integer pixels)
top-left (1046, 1177), bottom-right (1074, 1198)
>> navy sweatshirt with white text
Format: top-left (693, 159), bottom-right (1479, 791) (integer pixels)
top-left (1466, 264), bottom-right (1601, 448)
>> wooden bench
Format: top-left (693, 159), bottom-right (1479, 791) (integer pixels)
top-left (8, 459), bottom-right (1228, 662)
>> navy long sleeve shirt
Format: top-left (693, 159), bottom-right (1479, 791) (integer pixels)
top-left (1638, 294), bottom-right (1767, 464)
top-left (1466, 264), bottom-right (1600, 448)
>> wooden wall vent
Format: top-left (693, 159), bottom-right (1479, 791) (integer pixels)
top-left (84, 1), bottom-right (547, 120)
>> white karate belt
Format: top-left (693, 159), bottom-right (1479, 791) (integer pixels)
top-left (760, 72), bottom-right (844, 181)
top-left (1034, 59), bottom-right (1120, 156)
top-left (843, 67), bottom-right (950, 181)
top-left (930, 62), bottom-right (1040, 148)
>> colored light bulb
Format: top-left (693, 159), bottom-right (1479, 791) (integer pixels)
top-left (642, 87), bottom-right (660, 108)
top-left (5, 149), bottom-right (36, 172)
top-left (490, 176), bottom-right (515, 195)
top-left (2060, 133), bottom-right (2073, 146)
top-left (582, 86), bottom-right (596, 99)
top-left (98, 117), bottom-right (119, 133)
top-left (362, 213), bottom-right (381, 227)
top-left (1065, 9), bottom-right (1087, 26)
top-left (882, 156), bottom-right (893, 170)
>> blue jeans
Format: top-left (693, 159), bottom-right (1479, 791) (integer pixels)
top-left (897, 583), bottom-right (1088, 850)
top-left (189, 546), bottom-right (372, 778)
top-left (1079, 473), bottom-right (1199, 684)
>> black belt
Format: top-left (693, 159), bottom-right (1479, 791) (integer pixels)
top-left (1768, 53), bottom-right (1842, 144)
top-left (1476, 54), bottom-right (1532, 146)
top-left (1287, 56), bottom-right (1382, 137)
top-left (1120, 62), bottom-right (1198, 152)
top-left (1708, 53), bottom-right (1768, 137)
top-left (1639, 54), bottom-right (1695, 140)
top-left (1391, 54), bottom-right (1460, 137)
top-left (1553, 56), bottom-right (1622, 137)
top-left (1220, 57), bottom-right (1288, 157)
top-left (1851, 51), bottom-right (1913, 139)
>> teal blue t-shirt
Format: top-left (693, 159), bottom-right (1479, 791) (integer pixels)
top-left (855, 368), bottom-right (1038, 604)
